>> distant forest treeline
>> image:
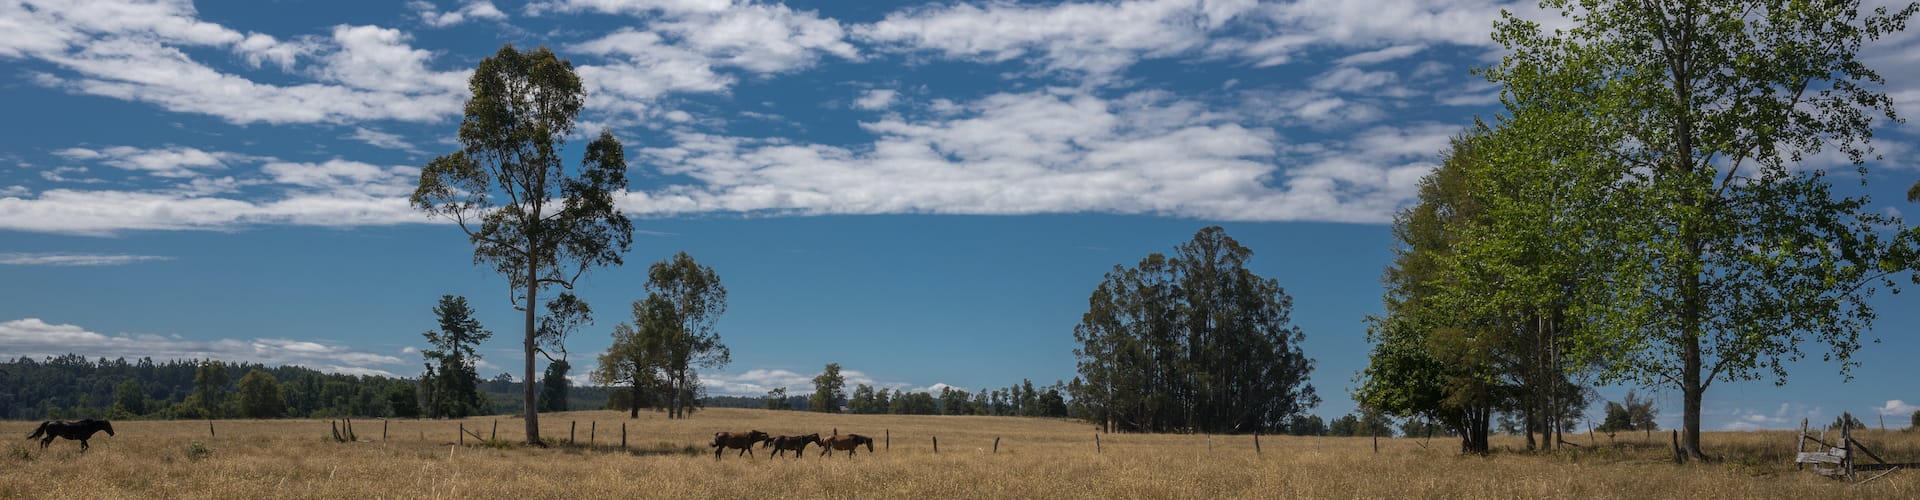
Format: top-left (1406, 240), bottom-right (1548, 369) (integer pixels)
top-left (0, 354), bottom-right (626, 420)
top-left (0, 355), bottom-right (1066, 422)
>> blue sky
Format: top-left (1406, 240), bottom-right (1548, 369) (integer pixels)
top-left (1, 0), bottom-right (1917, 430)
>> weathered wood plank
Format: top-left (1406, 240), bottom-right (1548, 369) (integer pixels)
top-left (1797, 452), bottom-right (1845, 464)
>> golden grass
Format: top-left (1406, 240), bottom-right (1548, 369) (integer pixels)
top-left (3, 409), bottom-right (1915, 499)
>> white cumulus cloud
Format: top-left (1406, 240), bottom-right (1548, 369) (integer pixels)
top-left (0, 317), bottom-right (406, 377)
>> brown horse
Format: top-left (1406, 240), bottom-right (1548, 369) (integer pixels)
top-left (816, 433), bottom-right (874, 458)
top-left (27, 419), bottom-right (114, 452)
top-left (711, 430), bottom-right (770, 459)
top-left (763, 433), bottom-right (819, 459)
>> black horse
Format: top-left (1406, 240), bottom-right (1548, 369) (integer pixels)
top-left (27, 419), bottom-right (114, 451)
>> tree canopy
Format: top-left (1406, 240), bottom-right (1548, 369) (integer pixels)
top-left (236, 369), bottom-right (287, 419)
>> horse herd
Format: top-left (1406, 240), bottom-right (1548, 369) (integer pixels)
top-left (710, 430), bottom-right (876, 459)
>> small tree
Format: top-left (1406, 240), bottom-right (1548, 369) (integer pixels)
top-left (387, 384), bottom-right (420, 419)
top-left (1911, 409), bottom-right (1919, 430)
top-left (539, 359), bottom-right (571, 413)
top-left (236, 369), bottom-right (287, 419)
top-left (1830, 413), bottom-right (1867, 431)
top-left (191, 360), bottom-right (229, 419)
top-left (848, 384), bottom-right (878, 414)
top-left (1328, 414), bottom-right (1362, 437)
top-left (1288, 414), bottom-right (1326, 436)
top-left (421, 295), bottom-right (492, 419)
top-left (111, 380), bottom-right (145, 417)
top-left (1597, 390), bottom-right (1659, 438)
top-left (810, 363), bottom-right (846, 413)
top-left (764, 387), bottom-right (789, 410)
top-left (593, 311), bottom-right (666, 419)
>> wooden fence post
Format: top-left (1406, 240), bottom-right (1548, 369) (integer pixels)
top-left (1796, 418), bottom-right (1808, 471)
top-left (932, 435), bottom-right (938, 454)
top-left (885, 429), bottom-right (890, 451)
top-left (1208, 434), bottom-right (1213, 454)
top-left (591, 421), bottom-right (597, 448)
top-left (570, 421), bottom-right (577, 444)
top-left (1254, 433), bottom-right (1261, 456)
top-left (1095, 434), bottom-right (1101, 454)
top-left (1670, 430), bottom-right (1682, 464)
top-left (620, 422), bottom-right (627, 451)
top-left (491, 420), bottom-right (497, 441)
top-left (209, 419), bottom-right (215, 437)
top-left (994, 436), bottom-right (1000, 454)
top-left (383, 419), bottom-right (389, 441)
top-left (1372, 427), bottom-right (1378, 454)
top-left (460, 423), bottom-right (466, 446)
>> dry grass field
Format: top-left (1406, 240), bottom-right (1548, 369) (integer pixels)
top-left (4, 408), bottom-right (1916, 499)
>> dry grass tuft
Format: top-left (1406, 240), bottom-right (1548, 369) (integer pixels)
top-left (2, 409), bottom-right (1914, 498)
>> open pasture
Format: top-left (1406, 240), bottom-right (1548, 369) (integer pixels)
top-left (4, 408), bottom-right (1917, 499)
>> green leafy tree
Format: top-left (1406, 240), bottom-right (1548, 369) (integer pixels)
top-left (592, 299), bottom-right (669, 419)
top-left (421, 295), bottom-right (492, 419)
top-left (387, 384), bottom-right (420, 419)
top-left (1073, 226), bottom-right (1317, 434)
top-left (412, 44), bottom-right (634, 445)
top-left (1356, 132), bottom-right (1502, 454)
top-left (190, 360), bottom-right (229, 419)
top-left (1488, 0), bottom-right (1920, 459)
top-left (538, 359), bottom-right (571, 413)
top-left (1597, 390), bottom-right (1660, 439)
top-left (810, 363), bottom-right (845, 413)
top-left (236, 369), bottom-right (287, 419)
top-left (1910, 409), bottom-right (1918, 430)
top-left (1287, 414), bottom-right (1326, 436)
top-left (641, 252), bottom-right (730, 419)
top-left (848, 384), bottom-right (879, 414)
top-left (1328, 414), bottom-right (1361, 437)
top-left (111, 380), bottom-right (144, 417)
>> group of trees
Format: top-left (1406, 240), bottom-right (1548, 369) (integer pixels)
top-left (1359, 0), bottom-right (1919, 457)
top-left (1596, 391), bottom-right (1659, 438)
top-left (592, 252), bottom-right (732, 420)
top-left (1070, 226), bottom-right (1319, 434)
top-left (839, 380), bottom-right (1070, 418)
top-left (0, 356), bottom-right (419, 420)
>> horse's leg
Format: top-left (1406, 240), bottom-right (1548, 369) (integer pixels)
top-left (39, 436), bottom-right (52, 449)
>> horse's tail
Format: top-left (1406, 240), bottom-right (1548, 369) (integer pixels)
top-left (26, 421), bottom-right (47, 439)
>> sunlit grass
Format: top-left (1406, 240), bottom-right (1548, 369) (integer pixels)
top-left (4, 408), bottom-right (1915, 498)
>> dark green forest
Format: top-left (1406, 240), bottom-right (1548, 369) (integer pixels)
top-left (0, 355), bottom-right (623, 420)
